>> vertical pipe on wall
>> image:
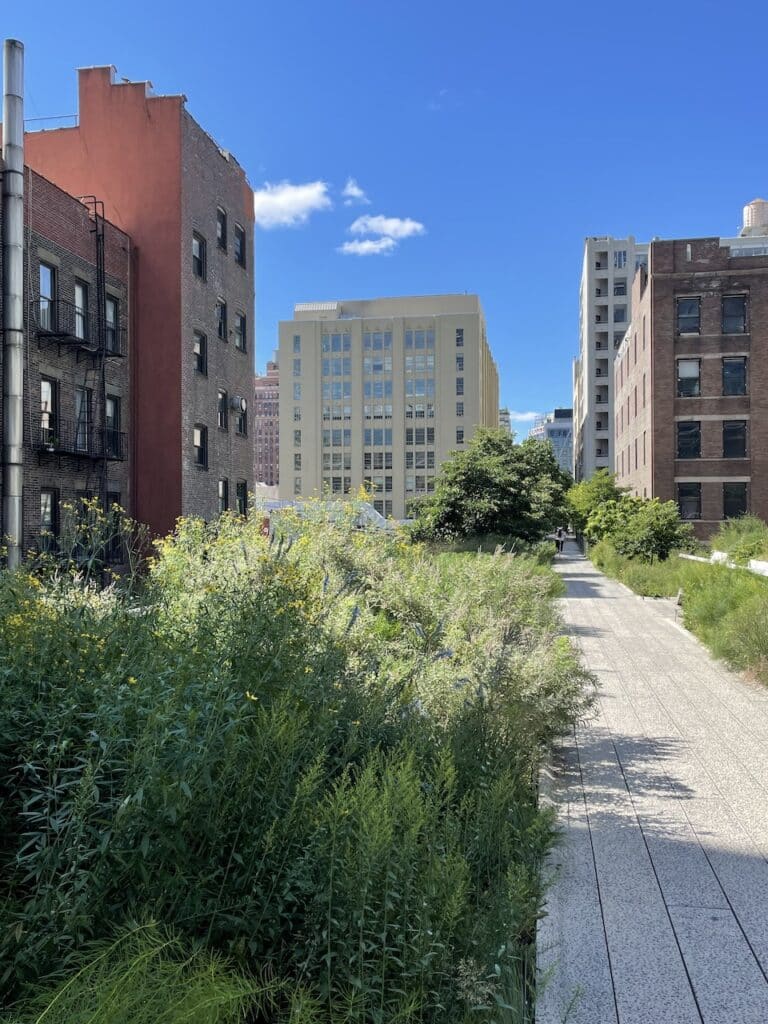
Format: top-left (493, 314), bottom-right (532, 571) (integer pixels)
top-left (2, 39), bottom-right (24, 568)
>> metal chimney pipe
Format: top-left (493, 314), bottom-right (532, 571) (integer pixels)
top-left (2, 39), bottom-right (24, 569)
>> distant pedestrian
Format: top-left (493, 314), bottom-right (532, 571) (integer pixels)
top-left (555, 526), bottom-right (566, 553)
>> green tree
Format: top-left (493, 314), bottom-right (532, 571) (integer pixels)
top-left (585, 496), bottom-right (644, 543)
top-left (612, 499), bottom-right (694, 562)
top-left (567, 469), bottom-right (625, 535)
top-left (410, 428), bottom-right (570, 541)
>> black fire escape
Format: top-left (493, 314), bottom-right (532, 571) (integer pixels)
top-left (33, 197), bottom-right (126, 511)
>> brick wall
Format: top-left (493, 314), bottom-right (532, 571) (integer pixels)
top-left (0, 168), bottom-right (131, 553)
top-left (616, 237), bottom-right (768, 538)
top-left (180, 113), bottom-right (255, 518)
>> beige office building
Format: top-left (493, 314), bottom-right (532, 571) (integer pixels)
top-left (278, 294), bottom-right (499, 518)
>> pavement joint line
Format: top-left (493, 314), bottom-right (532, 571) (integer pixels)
top-left (539, 543), bottom-right (768, 1022)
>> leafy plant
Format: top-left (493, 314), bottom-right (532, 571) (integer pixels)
top-left (410, 430), bottom-right (571, 543)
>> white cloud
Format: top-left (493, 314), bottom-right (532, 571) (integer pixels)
top-left (508, 411), bottom-right (541, 423)
top-left (338, 237), bottom-right (398, 257)
top-left (342, 177), bottom-right (370, 206)
top-left (349, 214), bottom-right (425, 240)
top-left (252, 180), bottom-right (332, 228)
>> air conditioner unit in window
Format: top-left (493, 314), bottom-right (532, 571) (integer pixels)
top-left (229, 395), bottom-right (247, 412)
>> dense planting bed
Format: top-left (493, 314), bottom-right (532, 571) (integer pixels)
top-left (0, 503), bottom-right (589, 1024)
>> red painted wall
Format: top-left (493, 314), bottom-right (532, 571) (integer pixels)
top-left (23, 68), bottom-right (184, 537)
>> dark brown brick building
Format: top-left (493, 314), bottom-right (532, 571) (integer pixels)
top-left (18, 65), bottom-right (255, 535)
top-left (615, 235), bottom-right (768, 537)
top-left (0, 167), bottom-right (131, 553)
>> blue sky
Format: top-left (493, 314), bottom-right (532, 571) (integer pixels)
top-left (6, 0), bottom-right (768, 436)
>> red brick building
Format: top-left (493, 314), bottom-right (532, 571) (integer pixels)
top-left (16, 65), bottom-right (255, 535)
top-left (254, 361), bottom-right (280, 486)
top-left (0, 168), bottom-right (132, 552)
top-left (615, 233), bottom-right (768, 537)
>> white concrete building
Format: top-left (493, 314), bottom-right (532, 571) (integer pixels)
top-left (278, 295), bottom-right (499, 519)
top-left (573, 236), bottom-right (648, 480)
top-left (529, 408), bottom-right (573, 476)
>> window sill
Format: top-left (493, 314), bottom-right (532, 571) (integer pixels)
top-left (195, 464), bottom-right (208, 472)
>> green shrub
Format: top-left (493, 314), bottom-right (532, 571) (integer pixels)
top-left (0, 503), bottom-right (590, 1022)
top-left (712, 515), bottom-right (768, 565)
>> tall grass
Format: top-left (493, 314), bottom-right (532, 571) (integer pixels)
top-left (0, 504), bottom-right (590, 1023)
top-left (3, 924), bottom-right (269, 1024)
top-left (591, 538), bottom-right (768, 681)
top-left (711, 516), bottom-right (768, 564)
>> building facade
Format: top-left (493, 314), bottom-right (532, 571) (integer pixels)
top-left (0, 168), bottom-right (131, 552)
top-left (16, 65), bottom-right (255, 534)
top-left (254, 361), bottom-right (280, 486)
top-left (573, 235), bottom-right (648, 480)
top-left (278, 295), bottom-right (499, 519)
top-left (529, 408), bottom-right (573, 476)
top-left (499, 407), bottom-right (512, 433)
top-left (614, 217), bottom-right (768, 537)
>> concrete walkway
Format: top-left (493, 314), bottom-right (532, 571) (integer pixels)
top-left (537, 542), bottom-right (768, 1024)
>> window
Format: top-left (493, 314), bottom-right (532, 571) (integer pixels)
top-left (722, 295), bottom-right (747, 334)
top-left (294, 453), bottom-right (301, 471)
top-left (676, 421), bottom-right (701, 459)
top-left (104, 296), bottom-right (120, 353)
top-left (234, 313), bottom-right (247, 352)
top-left (216, 207), bottom-right (227, 250)
top-left (294, 429), bottom-right (301, 447)
top-left (293, 358), bottom-right (301, 377)
top-left (105, 395), bottom-right (122, 458)
top-left (723, 357), bottom-right (747, 396)
top-left (723, 420), bottom-right (747, 458)
top-left (456, 355), bottom-right (464, 371)
top-left (294, 476), bottom-right (301, 495)
top-left (75, 387), bottom-right (92, 452)
top-left (216, 300), bottom-right (227, 340)
top-left (614, 279), bottom-right (627, 296)
top-left (194, 425), bottom-right (208, 468)
top-left (293, 383), bottom-right (302, 401)
top-left (456, 377), bottom-right (464, 396)
top-left (613, 307), bottom-right (626, 324)
top-left (235, 400), bottom-right (248, 436)
top-left (678, 482), bottom-right (701, 520)
top-left (192, 233), bottom-right (207, 278)
top-left (677, 359), bottom-right (700, 397)
top-left (676, 297), bottom-right (700, 334)
top-left (217, 390), bottom-right (229, 430)
top-left (74, 280), bottom-right (89, 341)
top-left (456, 401), bottom-right (464, 417)
top-left (613, 250), bottom-right (627, 269)
top-left (194, 331), bottom-right (208, 374)
top-left (218, 478), bottom-right (229, 513)
top-left (723, 482), bottom-right (747, 519)
top-left (456, 428), bottom-right (465, 444)
top-left (40, 377), bottom-right (58, 445)
top-left (39, 263), bottom-right (56, 330)
top-left (40, 487), bottom-right (59, 548)
top-left (363, 331), bottom-right (393, 350)
top-left (236, 480), bottom-right (248, 515)
top-left (293, 406), bottom-right (302, 422)
top-left (234, 224), bottom-right (246, 267)
top-left (456, 328), bottom-right (464, 347)
top-left (293, 334), bottom-right (301, 353)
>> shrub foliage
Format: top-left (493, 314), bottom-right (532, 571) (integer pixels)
top-left (0, 503), bottom-right (589, 1023)
top-left (410, 430), bottom-right (571, 542)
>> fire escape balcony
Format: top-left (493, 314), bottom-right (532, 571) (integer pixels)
top-left (34, 299), bottom-right (126, 357)
top-left (34, 418), bottom-right (126, 461)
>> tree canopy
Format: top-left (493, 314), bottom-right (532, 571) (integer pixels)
top-left (566, 469), bottom-right (625, 535)
top-left (409, 428), bottom-right (571, 541)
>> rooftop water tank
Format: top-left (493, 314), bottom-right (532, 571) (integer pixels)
top-left (741, 198), bottom-right (768, 236)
